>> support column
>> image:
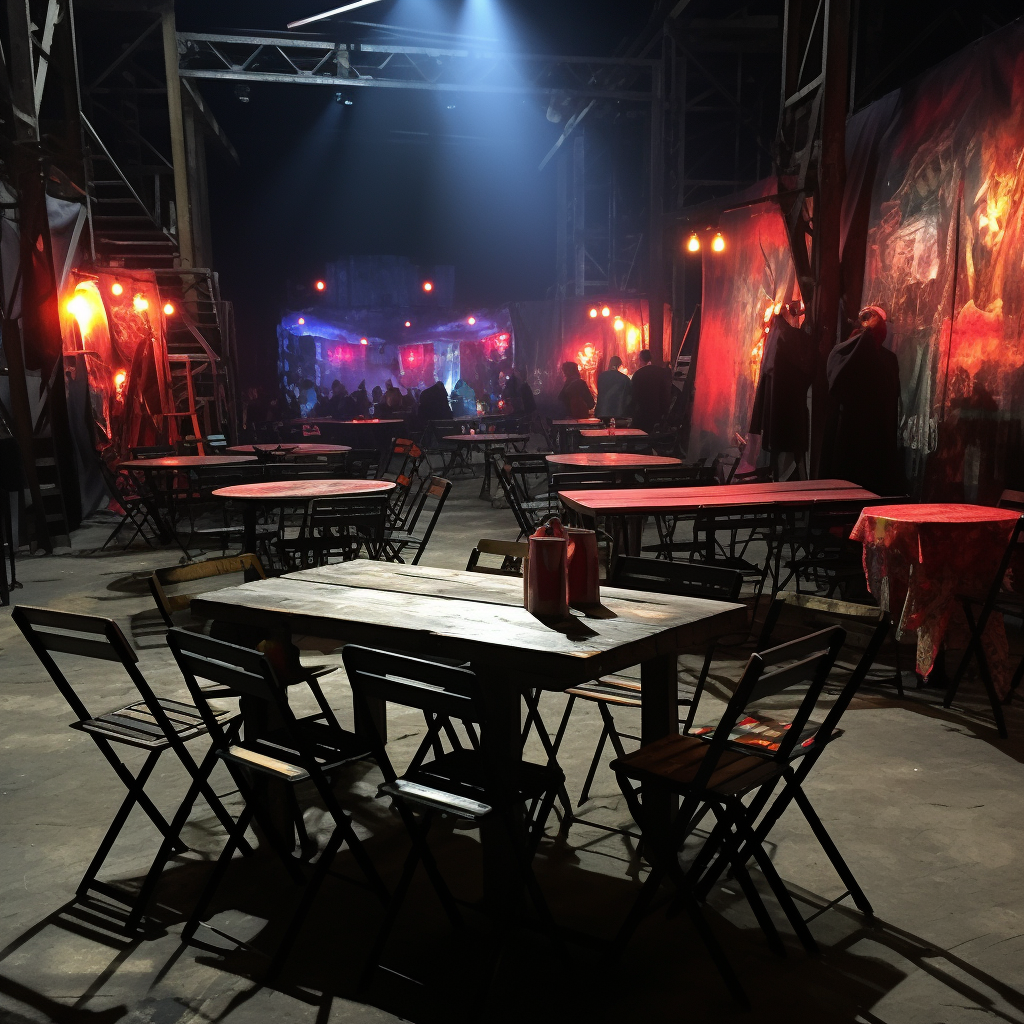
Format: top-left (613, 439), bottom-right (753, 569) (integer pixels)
top-left (162, 3), bottom-right (193, 267)
top-left (648, 63), bottom-right (666, 364)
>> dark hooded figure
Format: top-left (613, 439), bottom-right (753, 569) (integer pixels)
top-left (419, 380), bottom-right (452, 421)
top-left (821, 305), bottom-right (904, 495)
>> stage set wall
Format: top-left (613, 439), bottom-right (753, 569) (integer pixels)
top-left (689, 21), bottom-right (1024, 502)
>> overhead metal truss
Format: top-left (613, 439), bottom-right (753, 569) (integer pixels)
top-left (176, 32), bottom-right (657, 102)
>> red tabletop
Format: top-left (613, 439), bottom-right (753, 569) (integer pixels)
top-left (850, 503), bottom-right (1021, 692)
top-left (213, 479), bottom-right (395, 502)
top-left (546, 453), bottom-right (681, 469)
top-left (579, 428), bottom-right (647, 437)
top-left (227, 444), bottom-right (350, 455)
top-left (336, 419), bottom-right (404, 425)
top-left (120, 456), bottom-right (257, 470)
top-left (559, 480), bottom-right (878, 517)
top-left (442, 433), bottom-right (530, 443)
top-left (552, 418), bottom-right (602, 426)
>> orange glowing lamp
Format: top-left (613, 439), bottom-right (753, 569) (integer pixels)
top-left (711, 232), bottom-right (726, 253)
top-left (315, 280), bottom-right (326, 292)
top-left (405, 321), bottom-right (412, 327)
top-left (583, 344), bottom-right (595, 358)
top-left (114, 370), bottom-right (127, 396)
top-left (468, 317), bottom-right (476, 325)
top-left (686, 233), bottom-right (701, 253)
top-left (360, 338), bottom-right (368, 345)
top-left (298, 317), bottom-right (305, 325)
top-left (162, 302), bottom-right (175, 316)
top-left (613, 317), bottom-right (624, 331)
top-left (111, 280), bottom-right (124, 297)
top-left (133, 294), bottom-right (149, 312)
top-left (601, 306), bottom-right (610, 317)
top-left (422, 281), bottom-right (433, 293)
top-left (589, 308), bottom-right (598, 318)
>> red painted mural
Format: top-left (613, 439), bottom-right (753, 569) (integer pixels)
top-left (859, 24), bottom-right (1024, 502)
top-left (687, 181), bottom-right (801, 463)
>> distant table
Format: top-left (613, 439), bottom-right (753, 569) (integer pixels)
top-left (227, 444), bottom-right (350, 456)
top-left (191, 561), bottom-right (748, 906)
top-left (547, 453), bottom-right (680, 469)
top-left (559, 479), bottom-right (878, 557)
top-left (579, 428), bottom-right (648, 438)
top-left (442, 433), bottom-right (531, 499)
top-left (850, 503), bottom-right (1020, 706)
top-left (120, 455), bottom-right (258, 471)
top-left (213, 478), bottom-right (396, 555)
top-left (551, 419), bottom-right (601, 453)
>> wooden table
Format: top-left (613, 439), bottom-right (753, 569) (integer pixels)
top-left (550, 419), bottom-right (601, 453)
top-left (547, 452), bottom-right (681, 469)
top-left (120, 455), bottom-right (258, 471)
top-left (213, 479), bottom-right (396, 555)
top-left (442, 433), bottom-right (531, 499)
top-left (559, 479), bottom-right (879, 558)
top-left (578, 428), bottom-right (648, 438)
top-left (191, 561), bottom-right (747, 904)
top-left (227, 444), bottom-right (350, 456)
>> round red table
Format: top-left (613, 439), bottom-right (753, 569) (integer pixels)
top-left (579, 428), bottom-right (647, 437)
top-left (552, 418), bottom-right (601, 426)
top-left (213, 479), bottom-right (396, 554)
top-left (850, 503), bottom-right (1020, 692)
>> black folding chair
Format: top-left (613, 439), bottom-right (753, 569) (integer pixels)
top-left (383, 477), bottom-right (452, 564)
top-left (685, 595), bottom-right (893, 921)
top-left (342, 645), bottom-right (564, 989)
top-left (549, 558), bottom-right (744, 837)
top-left (465, 538), bottom-right (529, 576)
top-left (610, 627), bottom-right (847, 1007)
top-left (99, 459), bottom-right (161, 550)
top-left (944, 504), bottom-right (1024, 737)
top-left (168, 629), bottom-right (388, 976)
top-left (149, 554), bottom-right (269, 629)
top-left (13, 606), bottom-right (248, 932)
top-left (277, 495), bottom-right (389, 568)
top-left (494, 459), bottom-right (549, 540)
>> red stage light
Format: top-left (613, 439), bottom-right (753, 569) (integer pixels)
top-left (468, 316), bottom-right (476, 325)
top-left (114, 369), bottom-right (127, 389)
top-left (315, 280), bottom-right (326, 292)
top-left (298, 317), bottom-right (305, 325)
top-left (686, 233), bottom-right (701, 253)
top-left (601, 306), bottom-right (610, 317)
top-left (498, 333), bottom-right (509, 341)
top-left (162, 302), bottom-right (175, 316)
top-left (422, 281), bottom-right (433, 292)
top-left (110, 281), bottom-right (123, 297)
top-left (589, 308), bottom-right (598, 318)
top-left (133, 294), bottom-right (148, 312)
top-left (360, 338), bottom-right (368, 345)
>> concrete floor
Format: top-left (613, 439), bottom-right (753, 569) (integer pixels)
top-left (1, 465), bottom-right (1022, 1024)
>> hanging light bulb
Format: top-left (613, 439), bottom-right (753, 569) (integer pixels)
top-left (110, 280), bottom-right (124, 296)
top-left (162, 302), bottom-right (175, 316)
top-left (589, 308), bottom-right (598, 318)
top-left (711, 232), bottom-right (726, 253)
top-left (686, 233), bottom-right (701, 253)
top-left (613, 318), bottom-right (625, 331)
top-left (601, 306), bottom-right (611, 317)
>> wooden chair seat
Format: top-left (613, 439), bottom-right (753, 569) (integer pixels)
top-left (564, 675), bottom-right (642, 708)
top-left (74, 697), bottom-right (233, 750)
top-left (613, 733), bottom-right (783, 798)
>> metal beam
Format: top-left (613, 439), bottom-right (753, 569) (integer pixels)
top-left (163, 4), bottom-right (193, 267)
top-left (181, 79), bottom-right (239, 164)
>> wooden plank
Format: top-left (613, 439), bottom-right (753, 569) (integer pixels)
top-left (192, 569), bottom-right (747, 687)
top-left (558, 483), bottom-right (877, 516)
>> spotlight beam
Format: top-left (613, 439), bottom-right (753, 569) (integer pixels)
top-left (287, 0), bottom-right (385, 30)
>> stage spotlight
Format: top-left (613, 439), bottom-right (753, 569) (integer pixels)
top-left (711, 232), bottom-right (726, 253)
top-left (360, 338), bottom-right (368, 345)
top-left (422, 281), bottom-right (433, 292)
top-left (235, 84), bottom-right (250, 104)
top-left (686, 233), bottom-right (700, 253)
top-left (315, 280), bottom-right (326, 292)
top-left (298, 317), bottom-right (305, 325)
top-left (601, 307), bottom-right (610, 317)
top-left (468, 317), bottom-right (476, 325)
top-left (613, 317), bottom-right (624, 331)
top-left (589, 308), bottom-right (598, 318)
top-left (133, 294), bottom-right (148, 312)
top-left (162, 302), bottom-right (175, 316)
top-left (110, 280), bottom-right (123, 296)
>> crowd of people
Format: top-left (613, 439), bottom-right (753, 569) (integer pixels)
top-left (241, 361), bottom-right (537, 435)
top-left (558, 350), bottom-right (674, 431)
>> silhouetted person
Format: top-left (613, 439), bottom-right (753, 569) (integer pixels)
top-left (558, 361), bottom-right (595, 419)
top-left (821, 305), bottom-right (903, 494)
top-left (419, 380), bottom-right (452, 421)
top-left (350, 380), bottom-right (371, 418)
top-left (628, 350), bottom-right (671, 431)
top-left (595, 355), bottom-right (631, 419)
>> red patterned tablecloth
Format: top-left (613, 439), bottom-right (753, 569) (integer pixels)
top-left (850, 504), bottom-right (1020, 694)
